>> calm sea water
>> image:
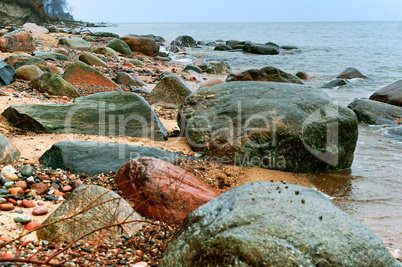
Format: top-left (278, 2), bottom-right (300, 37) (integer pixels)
top-left (89, 22), bottom-right (402, 253)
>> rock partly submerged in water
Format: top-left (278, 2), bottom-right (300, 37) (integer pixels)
top-left (2, 92), bottom-right (168, 141)
top-left (369, 80), bottom-right (402, 107)
top-left (347, 99), bottom-right (402, 125)
top-left (162, 181), bottom-right (400, 267)
top-left (39, 141), bottom-right (186, 175)
top-left (337, 67), bottom-right (368, 79)
top-left (322, 78), bottom-right (350, 88)
top-left (226, 66), bottom-right (304, 84)
top-left (178, 81), bottom-right (358, 173)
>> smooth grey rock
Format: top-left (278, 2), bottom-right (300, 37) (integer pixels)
top-left (178, 81), bottom-right (358, 173)
top-left (171, 35), bottom-right (197, 48)
top-left (32, 51), bottom-right (70, 61)
top-left (0, 133), bottom-right (20, 165)
top-left (14, 215), bottom-right (31, 224)
top-left (58, 37), bottom-right (91, 48)
top-left (0, 61), bottom-right (16, 86)
top-left (322, 78), bottom-right (350, 88)
top-left (243, 43), bottom-right (280, 55)
top-left (162, 182), bottom-right (400, 267)
top-left (347, 99), bottom-right (402, 125)
top-left (92, 32), bottom-right (119, 38)
top-left (2, 92), bottom-right (168, 141)
top-left (39, 141), bottom-right (187, 175)
top-left (21, 165), bottom-right (34, 177)
top-left (184, 64), bottom-right (203, 74)
top-left (214, 44), bottom-right (232, 51)
top-left (206, 61), bottom-right (231, 75)
top-left (37, 185), bottom-right (144, 243)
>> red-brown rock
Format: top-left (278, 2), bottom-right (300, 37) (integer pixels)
top-left (0, 29), bottom-right (35, 53)
top-left (120, 36), bottom-right (160, 57)
top-left (0, 203), bottom-right (14, 211)
top-left (369, 80), bottom-right (402, 107)
top-left (62, 61), bottom-right (119, 88)
top-left (21, 199), bottom-right (36, 208)
top-left (31, 183), bottom-right (48, 195)
top-left (8, 187), bottom-right (24, 198)
top-left (115, 157), bottom-right (220, 224)
top-left (15, 181), bottom-right (28, 190)
top-left (24, 221), bottom-right (40, 231)
top-left (32, 206), bottom-right (48, 216)
top-left (7, 198), bottom-right (17, 206)
top-left (61, 185), bottom-right (73, 192)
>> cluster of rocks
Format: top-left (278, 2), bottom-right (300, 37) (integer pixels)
top-left (0, 22), bottom-right (400, 266)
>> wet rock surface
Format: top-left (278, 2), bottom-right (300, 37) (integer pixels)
top-left (162, 181), bottom-right (400, 267)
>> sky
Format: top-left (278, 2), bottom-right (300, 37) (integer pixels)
top-left (66, 0), bottom-right (402, 23)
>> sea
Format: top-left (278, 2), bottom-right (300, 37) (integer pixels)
top-left (88, 21), bottom-right (402, 253)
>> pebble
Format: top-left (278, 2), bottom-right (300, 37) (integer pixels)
top-left (15, 181), bottom-right (28, 190)
top-left (21, 199), bottom-right (36, 208)
top-left (24, 221), bottom-right (40, 231)
top-left (14, 215), bottom-right (31, 224)
top-left (31, 183), bottom-right (48, 195)
top-left (14, 210), bottom-right (23, 214)
top-left (0, 165), bottom-right (17, 177)
top-left (8, 187), bottom-right (24, 197)
top-left (0, 203), bottom-right (14, 211)
top-left (21, 165), bottom-right (34, 177)
top-left (4, 181), bottom-right (15, 189)
top-left (61, 185), bottom-right (73, 192)
top-left (32, 206), bottom-right (48, 216)
top-left (4, 173), bottom-right (19, 181)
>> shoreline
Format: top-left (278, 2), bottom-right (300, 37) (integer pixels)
top-left (0, 22), bottom-right (400, 265)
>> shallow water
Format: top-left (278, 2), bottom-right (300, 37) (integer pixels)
top-left (90, 21), bottom-right (402, 252)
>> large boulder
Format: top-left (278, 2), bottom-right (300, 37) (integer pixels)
top-left (91, 47), bottom-right (118, 57)
top-left (0, 29), bottom-right (35, 53)
top-left (178, 81), bottom-right (358, 173)
top-left (322, 78), bottom-right (350, 88)
top-left (37, 185), bottom-right (144, 244)
top-left (119, 36), bottom-right (160, 57)
top-left (0, 133), bottom-right (20, 165)
top-left (115, 157), bottom-right (220, 224)
top-left (33, 51), bottom-right (70, 61)
top-left (128, 34), bottom-right (166, 43)
top-left (62, 61), bottom-right (119, 89)
top-left (149, 73), bottom-right (192, 105)
top-left (242, 43), bottom-right (280, 55)
top-left (58, 37), bottom-right (91, 48)
top-left (206, 62), bottom-right (231, 75)
top-left (337, 67), bottom-right (368, 79)
top-left (214, 44), bottom-right (232, 51)
top-left (115, 72), bottom-right (147, 87)
top-left (79, 52), bottom-right (108, 68)
top-left (162, 182), bottom-right (400, 267)
top-left (2, 92), bottom-right (168, 141)
top-left (347, 99), bottom-right (402, 125)
top-left (226, 66), bottom-right (304, 84)
top-left (3, 54), bottom-right (48, 71)
top-left (15, 65), bottom-right (44, 81)
top-left (23, 23), bottom-right (49, 34)
top-left (171, 35), bottom-right (197, 48)
top-left (31, 73), bottom-right (80, 98)
top-left (369, 80), bottom-right (402, 107)
top-left (106, 38), bottom-right (133, 56)
top-left (39, 141), bottom-right (187, 175)
top-left (0, 61), bottom-right (16, 86)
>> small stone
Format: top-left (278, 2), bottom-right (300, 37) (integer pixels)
top-left (27, 190), bottom-right (37, 199)
top-left (15, 210), bottom-right (23, 214)
top-left (0, 235), bottom-right (11, 243)
top-left (0, 165), bottom-right (17, 177)
top-left (61, 185), bottom-right (73, 192)
top-left (0, 203), bottom-right (14, 211)
top-left (14, 215), bottom-right (31, 224)
top-left (15, 181), bottom-right (28, 190)
top-left (4, 181), bottom-right (15, 189)
top-left (44, 195), bottom-right (58, 202)
top-left (136, 250), bottom-right (144, 257)
top-left (21, 165), bottom-right (34, 177)
top-left (24, 221), bottom-right (40, 231)
top-left (32, 206), bottom-right (48, 216)
top-left (8, 187), bottom-right (24, 198)
top-left (4, 173), bottom-right (19, 181)
top-left (21, 199), bottom-right (36, 208)
top-left (7, 198), bottom-right (17, 205)
top-left (30, 183), bottom-right (48, 195)
top-left (53, 189), bottom-right (64, 198)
